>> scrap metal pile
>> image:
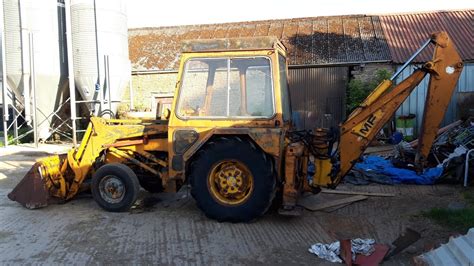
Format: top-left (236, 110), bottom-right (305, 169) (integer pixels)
top-left (398, 118), bottom-right (474, 182)
top-left (346, 118), bottom-right (474, 185)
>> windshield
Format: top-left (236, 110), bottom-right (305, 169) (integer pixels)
top-left (176, 57), bottom-right (274, 119)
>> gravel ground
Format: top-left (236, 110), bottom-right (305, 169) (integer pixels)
top-left (0, 144), bottom-right (464, 265)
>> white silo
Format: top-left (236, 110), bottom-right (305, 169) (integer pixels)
top-left (71, 0), bottom-right (130, 115)
top-left (3, 0), bottom-right (22, 100)
top-left (2, 0), bottom-right (68, 140)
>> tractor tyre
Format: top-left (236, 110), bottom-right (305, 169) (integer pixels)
top-left (91, 163), bottom-right (140, 212)
top-left (189, 136), bottom-right (275, 222)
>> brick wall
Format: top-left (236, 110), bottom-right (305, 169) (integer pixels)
top-left (350, 63), bottom-right (394, 83)
top-left (120, 72), bottom-right (178, 112)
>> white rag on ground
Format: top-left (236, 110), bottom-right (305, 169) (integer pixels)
top-left (308, 238), bottom-right (375, 263)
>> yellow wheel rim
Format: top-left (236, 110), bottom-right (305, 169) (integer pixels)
top-left (208, 160), bottom-right (254, 206)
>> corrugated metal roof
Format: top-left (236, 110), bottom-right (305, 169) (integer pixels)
top-left (416, 228), bottom-right (474, 265)
top-left (380, 10), bottom-right (474, 63)
top-left (129, 16), bottom-right (391, 71)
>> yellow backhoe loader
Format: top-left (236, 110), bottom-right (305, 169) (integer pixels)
top-left (8, 32), bottom-right (463, 222)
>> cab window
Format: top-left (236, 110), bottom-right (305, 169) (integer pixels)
top-left (176, 57), bottom-right (274, 119)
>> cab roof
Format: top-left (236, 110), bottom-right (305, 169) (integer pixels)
top-left (181, 36), bottom-right (286, 53)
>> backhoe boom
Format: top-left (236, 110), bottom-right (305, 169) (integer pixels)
top-left (334, 31), bottom-right (463, 185)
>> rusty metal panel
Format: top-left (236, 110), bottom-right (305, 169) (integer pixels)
top-left (396, 63), bottom-right (474, 136)
top-left (7, 162), bottom-right (50, 209)
top-left (289, 67), bottom-right (348, 130)
top-left (380, 10), bottom-right (474, 63)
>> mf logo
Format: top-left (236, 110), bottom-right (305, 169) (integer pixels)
top-left (359, 114), bottom-right (377, 136)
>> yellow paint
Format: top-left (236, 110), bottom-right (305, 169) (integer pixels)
top-left (348, 79), bottom-right (392, 120)
top-left (312, 158), bottom-right (333, 187)
top-left (360, 79), bottom-right (392, 107)
top-left (168, 44), bottom-right (289, 180)
top-left (207, 160), bottom-right (254, 206)
top-left (37, 154), bottom-right (68, 198)
top-left (352, 109), bottom-right (385, 138)
top-left (31, 117), bottom-right (169, 200)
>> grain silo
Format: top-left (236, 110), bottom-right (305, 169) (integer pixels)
top-left (71, 0), bottom-right (130, 116)
top-left (2, 0), bottom-right (68, 140)
top-left (1, 0), bottom-right (130, 142)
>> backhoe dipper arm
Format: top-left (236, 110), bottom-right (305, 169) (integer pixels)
top-left (334, 31), bottom-right (463, 185)
top-left (415, 33), bottom-right (464, 166)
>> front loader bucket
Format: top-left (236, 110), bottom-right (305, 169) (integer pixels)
top-left (8, 162), bottom-right (51, 209)
top-left (8, 154), bottom-right (69, 209)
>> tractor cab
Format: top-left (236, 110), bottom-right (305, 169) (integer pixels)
top-left (172, 37), bottom-right (291, 121)
top-left (167, 37), bottom-right (292, 182)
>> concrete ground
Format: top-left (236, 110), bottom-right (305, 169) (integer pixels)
top-left (0, 144), bottom-right (464, 265)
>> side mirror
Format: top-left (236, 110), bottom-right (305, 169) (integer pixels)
top-left (156, 102), bottom-right (171, 120)
top-left (163, 108), bottom-right (171, 120)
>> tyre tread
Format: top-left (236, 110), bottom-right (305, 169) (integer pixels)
top-left (189, 137), bottom-right (275, 222)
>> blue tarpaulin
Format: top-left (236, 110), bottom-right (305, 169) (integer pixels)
top-left (352, 155), bottom-right (443, 185)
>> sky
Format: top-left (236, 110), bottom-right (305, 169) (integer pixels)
top-left (127, 0), bottom-right (473, 28)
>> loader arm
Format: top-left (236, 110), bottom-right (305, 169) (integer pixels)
top-left (8, 117), bottom-right (169, 208)
top-left (62, 117), bottom-right (167, 199)
top-left (335, 31), bottom-right (463, 184)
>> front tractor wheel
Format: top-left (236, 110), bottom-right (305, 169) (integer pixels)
top-left (91, 163), bottom-right (140, 212)
top-left (189, 137), bottom-right (275, 222)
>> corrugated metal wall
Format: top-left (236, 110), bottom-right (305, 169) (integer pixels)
top-left (417, 228), bottom-right (474, 265)
top-left (289, 67), bottom-right (348, 130)
top-left (396, 63), bottom-right (474, 136)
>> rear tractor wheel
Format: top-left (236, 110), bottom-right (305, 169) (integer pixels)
top-left (189, 137), bottom-right (276, 222)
